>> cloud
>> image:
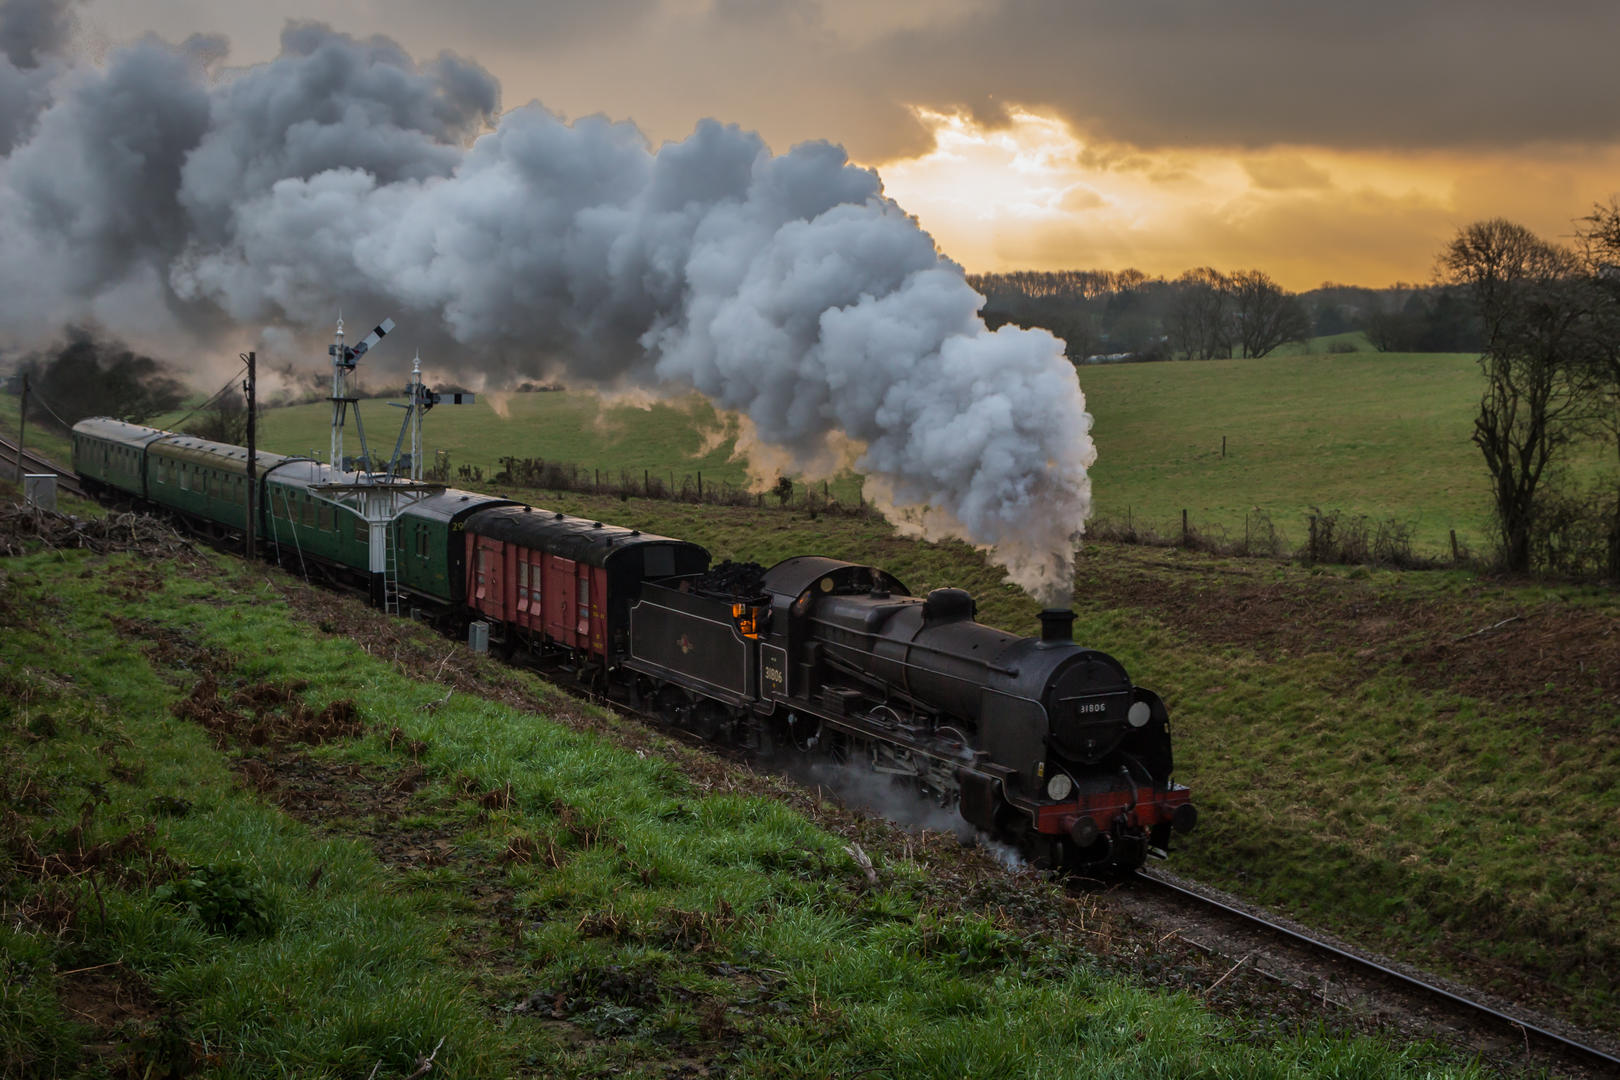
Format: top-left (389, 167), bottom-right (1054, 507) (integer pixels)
top-left (857, 0), bottom-right (1620, 155)
top-left (78, 0), bottom-right (1620, 164)
top-left (1243, 155), bottom-right (1334, 192)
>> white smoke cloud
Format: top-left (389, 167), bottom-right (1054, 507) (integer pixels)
top-left (0, 3), bottom-right (1095, 603)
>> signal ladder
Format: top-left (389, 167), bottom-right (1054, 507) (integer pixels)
top-left (382, 519), bottom-right (402, 616)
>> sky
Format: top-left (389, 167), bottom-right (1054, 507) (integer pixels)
top-left (74, 0), bottom-right (1620, 292)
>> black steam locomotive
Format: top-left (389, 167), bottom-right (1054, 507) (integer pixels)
top-left (622, 555), bottom-right (1195, 870)
top-left (74, 416), bottom-right (1195, 872)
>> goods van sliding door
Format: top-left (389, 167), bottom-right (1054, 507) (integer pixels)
top-left (544, 556), bottom-right (578, 646)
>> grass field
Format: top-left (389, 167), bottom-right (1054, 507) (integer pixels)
top-left (0, 527), bottom-right (1482, 1078)
top-left (9, 340), bottom-right (1601, 561)
top-left (238, 391), bottom-right (868, 504)
top-left (1075, 349), bottom-right (1493, 552)
top-left (489, 486), bottom-right (1620, 1034)
top-left (238, 346), bottom-right (1515, 558)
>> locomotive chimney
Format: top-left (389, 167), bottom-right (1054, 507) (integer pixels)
top-left (1039, 608), bottom-right (1075, 643)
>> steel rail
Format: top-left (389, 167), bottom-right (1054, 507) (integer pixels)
top-left (1134, 867), bottom-right (1620, 1073)
top-left (0, 435), bottom-right (85, 498)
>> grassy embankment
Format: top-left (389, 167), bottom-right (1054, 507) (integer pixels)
top-left (0, 389), bottom-right (73, 470)
top-left (493, 487), bottom-right (1620, 1034)
top-left (0, 520), bottom-right (1479, 1077)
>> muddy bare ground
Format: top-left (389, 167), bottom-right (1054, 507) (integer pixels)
top-left (1075, 545), bottom-right (1620, 720)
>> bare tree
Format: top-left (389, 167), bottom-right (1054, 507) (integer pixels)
top-left (183, 387), bottom-right (251, 445)
top-left (1229, 269), bottom-right (1312, 358)
top-left (1440, 219), bottom-right (1605, 572)
top-left (1575, 201), bottom-right (1620, 574)
top-left (1166, 267), bottom-right (1232, 361)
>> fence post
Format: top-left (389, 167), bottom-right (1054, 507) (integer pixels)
top-left (1182, 509), bottom-right (1189, 545)
top-left (1450, 529), bottom-right (1460, 562)
top-left (595, 468), bottom-right (600, 492)
top-left (1222, 435), bottom-right (1227, 458)
top-left (697, 472), bottom-right (702, 498)
top-left (644, 468), bottom-right (649, 495)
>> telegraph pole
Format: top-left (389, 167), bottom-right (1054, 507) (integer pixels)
top-left (15, 372), bottom-right (28, 483)
top-left (243, 352), bottom-right (256, 559)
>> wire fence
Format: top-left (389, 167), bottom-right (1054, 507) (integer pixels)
top-left (435, 453), bottom-right (877, 519)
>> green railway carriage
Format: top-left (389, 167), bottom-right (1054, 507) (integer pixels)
top-left (145, 433), bottom-right (304, 533)
top-left (260, 461), bottom-right (371, 574)
top-left (390, 489), bottom-right (518, 607)
top-left (71, 418), bottom-right (172, 498)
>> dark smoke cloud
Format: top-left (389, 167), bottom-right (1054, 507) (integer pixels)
top-left (0, 0), bottom-right (73, 68)
top-left (21, 325), bottom-right (186, 427)
top-left (0, 0), bottom-right (74, 153)
top-left (0, 3), bottom-right (1094, 601)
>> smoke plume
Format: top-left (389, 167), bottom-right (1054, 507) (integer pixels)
top-left (0, 3), bottom-right (1095, 602)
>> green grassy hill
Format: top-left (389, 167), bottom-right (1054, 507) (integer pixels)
top-left (10, 341), bottom-right (1586, 560)
top-left (248, 344), bottom-right (1519, 557)
top-left (234, 348), bottom-right (1507, 556)
top-left (1076, 349), bottom-right (1492, 553)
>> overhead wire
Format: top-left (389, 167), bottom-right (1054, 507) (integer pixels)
top-left (159, 363), bottom-right (252, 434)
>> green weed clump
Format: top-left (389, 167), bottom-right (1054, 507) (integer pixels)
top-left (154, 863), bottom-right (276, 937)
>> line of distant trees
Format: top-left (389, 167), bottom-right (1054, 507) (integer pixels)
top-left (968, 268), bottom-right (1484, 363)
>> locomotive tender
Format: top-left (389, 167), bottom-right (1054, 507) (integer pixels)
top-left (72, 417), bottom-right (1194, 871)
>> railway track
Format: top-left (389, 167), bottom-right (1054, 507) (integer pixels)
top-left (0, 435), bottom-right (85, 498)
top-left (1130, 867), bottom-right (1620, 1077)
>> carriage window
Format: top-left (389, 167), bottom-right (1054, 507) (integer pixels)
top-left (577, 572), bottom-right (589, 633)
top-left (353, 513), bottom-right (367, 544)
top-left (318, 501), bottom-right (332, 530)
top-left (415, 525), bottom-right (428, 558)
top-left (517, 560), bottom-right (530, 612)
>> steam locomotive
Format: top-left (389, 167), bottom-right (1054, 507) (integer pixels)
top-left (72, 416), bottom-right (1195, 871)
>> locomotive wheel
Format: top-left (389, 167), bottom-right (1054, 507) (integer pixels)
top-left (689, 701), bottom-right (729, 742)
top-left (657, 686), bottom-right (693, 730)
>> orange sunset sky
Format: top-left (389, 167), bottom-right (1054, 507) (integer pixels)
top-left (85, 0), bottom-right (1620, 292)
